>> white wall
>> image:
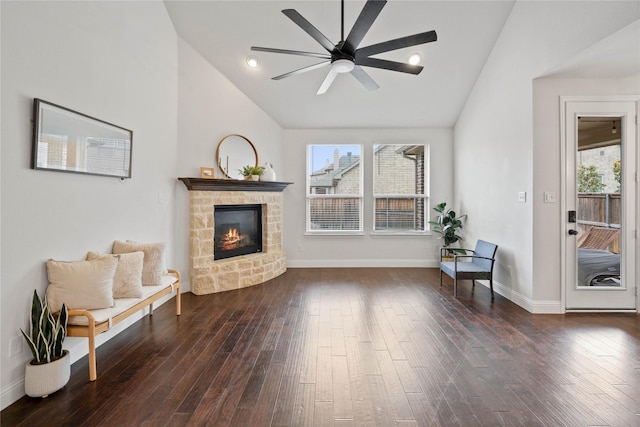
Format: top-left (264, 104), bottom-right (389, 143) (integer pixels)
top-left (454, 1), bottom-right (639, 312)
top-left (282, 128), bottom-right (453, 267)
top-left (173, 38), bottom-right (284, 288)
top-left (0, 1), bottom-right (178, 409)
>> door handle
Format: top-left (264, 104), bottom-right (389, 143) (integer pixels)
top-left (568, 229), bottom-right (578, 236)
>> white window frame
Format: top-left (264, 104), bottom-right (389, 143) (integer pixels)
top-left (306, 144), bottom-right (364, 235)
top-left (371, 143), bottom-right (429, 235)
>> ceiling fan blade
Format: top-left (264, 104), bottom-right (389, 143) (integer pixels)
top-left (272, 61), bottom-right (331, 80)
top-left (356, 57), bottom-right (423, 74)
top-left (342, 0), bottom-right (387, 54)
top-left (350, 66), bottom-right (379, 91)
top-left (355, 30), bottom-right (437, 58)
top-left (317, 68), bottom-right (339, 95)
top-left (282, 9), bottom-right (336, 53)
top-left (251, 46), bottom-right (331, 60)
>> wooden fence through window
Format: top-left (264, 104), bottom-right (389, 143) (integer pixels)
top-left (577, 193), bottom-right (621, 253)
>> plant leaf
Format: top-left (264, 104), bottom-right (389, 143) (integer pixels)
top-left (20, 329), bottom-right (38, 361)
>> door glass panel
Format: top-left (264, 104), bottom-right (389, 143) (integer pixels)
top-left (576, 116), bottom-right (622, 288)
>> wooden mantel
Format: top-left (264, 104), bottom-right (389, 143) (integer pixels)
top-left (178, 178), bottom-right (292, 192)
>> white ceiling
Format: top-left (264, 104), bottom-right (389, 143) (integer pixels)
top-left (541, 19), bottom-right (640, 79)
top-left (164, 0), bottom-right (516, 128)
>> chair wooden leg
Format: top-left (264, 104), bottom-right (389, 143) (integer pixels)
top-left (453, 277), bottom-right (457, 297)
top-left (490, 278), bottom-right (494, 299)
top-left (440, 269), bottom-right (443, 287)
top-left (472, 280), bottom-right (476, 288)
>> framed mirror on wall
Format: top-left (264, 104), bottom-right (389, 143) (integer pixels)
top-left (216, 134), bottom-right (258, 179)
top-left (32, 98), bottom-right (133, 179)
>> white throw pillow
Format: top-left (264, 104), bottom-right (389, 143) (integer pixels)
top-left (86, 251), bottom-right (144, 298)
top-left (112, 240), bottom-right (167, 286)
top-left (45, 257), bottom-right (117, 313)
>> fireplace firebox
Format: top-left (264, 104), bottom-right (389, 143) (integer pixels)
top-left (214, 204), bottom-right (262, 260)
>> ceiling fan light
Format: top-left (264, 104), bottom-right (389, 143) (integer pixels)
top-left (246, 55), bottom-right (260, 68)
top-left (332, 59), bottom-right (355, 74)
top-left (408, 53), bottom-right (421, 65)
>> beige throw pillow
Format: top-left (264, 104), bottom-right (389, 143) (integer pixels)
top-left (112, 240), bottom-right (167, 286)
top-left (86, 251), bottom-right (144, 298)
top-left (45, 257), bottom-right (117, 313)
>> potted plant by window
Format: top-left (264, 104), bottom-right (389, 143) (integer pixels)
top-left (21, 290), bottom-right (69, 398)
top-left (238, 165), bottom-right (264, 181)
top-left (428, 202), bottom-right (467, 260)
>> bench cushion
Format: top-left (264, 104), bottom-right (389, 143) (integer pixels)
top-left (67, 273), bottom-right (179, 326)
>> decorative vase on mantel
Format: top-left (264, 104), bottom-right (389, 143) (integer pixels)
top-left (261, 162), bottom-right (276, 182)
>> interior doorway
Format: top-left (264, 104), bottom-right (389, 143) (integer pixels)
top-left (562, 97), bottom-right (638, 311)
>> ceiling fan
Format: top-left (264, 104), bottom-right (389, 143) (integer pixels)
top-left (251, 0), bottom-right (437, 95)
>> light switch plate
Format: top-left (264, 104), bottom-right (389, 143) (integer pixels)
top-left (518, 192), bottom-right (526, 203)
top-left (544, 192), bottom-right (556, 203)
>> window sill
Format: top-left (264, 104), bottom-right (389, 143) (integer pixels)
top-left (304, 231), bottom-right (366, 236)
top-left (371, 231), bottom-right (431, 237)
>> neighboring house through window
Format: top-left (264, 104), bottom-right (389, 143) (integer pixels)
top-left (373, 144), bottom-right (427, 232)
top-left (307, 145), bottom-right (363, 232)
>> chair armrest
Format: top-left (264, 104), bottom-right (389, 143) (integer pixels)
top-left (452, 254), bottom-right (496, 266)
top-left (440, 247), bottom-right (474, 258)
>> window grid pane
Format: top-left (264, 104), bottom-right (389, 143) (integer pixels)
top-left (307, 145), bottom-right (362, 232)
top-left (309, 197), bottom-right (361, 231)
top-left (375, 197), bottom-right (426, 231)
top-left (373, 144), bottom-right (427, 232)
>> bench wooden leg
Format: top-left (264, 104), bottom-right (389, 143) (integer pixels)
top-left (176, 285), bottom-right (181, 316)
top-left (88, 323), bottom-right (97, 381)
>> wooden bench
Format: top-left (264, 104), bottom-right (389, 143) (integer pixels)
top-left (65, 269), bottom-right (181, 381)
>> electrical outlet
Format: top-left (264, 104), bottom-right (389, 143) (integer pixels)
top-left (297, 243), bottom-right (304, 253)
top-left (9, 336), bottom-right (22, 357)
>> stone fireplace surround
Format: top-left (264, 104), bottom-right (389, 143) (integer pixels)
top-left (179, 178), bottom-right (290, 295)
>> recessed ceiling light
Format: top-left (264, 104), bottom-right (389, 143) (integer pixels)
top-left (246, 55), bottom-right (260, 68)
top-left (408, 53), bottom-right (421, 65)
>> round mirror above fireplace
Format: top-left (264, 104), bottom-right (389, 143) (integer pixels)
top-left (216, 134), bottom-right (258, 179)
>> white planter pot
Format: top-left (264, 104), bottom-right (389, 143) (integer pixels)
top-left (24, 350), bottom-right (70, 398)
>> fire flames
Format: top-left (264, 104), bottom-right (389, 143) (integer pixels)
top-left (220, 227), bottom-right (242, 250)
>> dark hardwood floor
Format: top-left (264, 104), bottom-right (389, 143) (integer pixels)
top-left (3, 268), bottom-right (640, 426)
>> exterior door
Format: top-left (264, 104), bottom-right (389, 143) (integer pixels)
top-left (562, 98), bottom-right (638, 311)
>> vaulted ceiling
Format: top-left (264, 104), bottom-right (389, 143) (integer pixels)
top-left (164, 1), bottom-right (516, 128)
top-left (164, 1), bottom-right (640, 130)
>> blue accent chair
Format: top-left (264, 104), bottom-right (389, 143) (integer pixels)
top-left (440, 240), bottom-right (498, 298)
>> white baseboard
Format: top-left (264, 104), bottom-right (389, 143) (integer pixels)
top-left (286, 259), bottom-right (440, 268)
top-left (1, 378), bottom-right (25, 411)
top-left (479, 280), bottom-right (563, 314)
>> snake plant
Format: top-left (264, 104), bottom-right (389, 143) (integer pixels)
top-left (21, 290), bottom-right (68, 364)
